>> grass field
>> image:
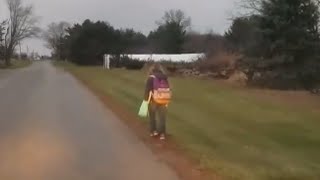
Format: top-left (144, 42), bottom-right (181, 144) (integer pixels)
top-left (57, 62), bottom-right (320, 180)
top-left (0, 60), bottom-right (32, 69)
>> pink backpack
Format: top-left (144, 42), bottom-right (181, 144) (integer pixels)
top-left (150, 75), bottom-right (172, 105)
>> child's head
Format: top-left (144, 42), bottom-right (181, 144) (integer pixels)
top-left (148, 63), bottom-right (165, 75)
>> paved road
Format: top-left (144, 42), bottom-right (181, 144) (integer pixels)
top-left (0, 62), bottom-right (179, 180)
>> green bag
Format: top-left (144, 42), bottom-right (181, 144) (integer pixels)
top-left (138, 100), bottom-right (149, 117)
top-left (138, 92), bottom-right (152, 118)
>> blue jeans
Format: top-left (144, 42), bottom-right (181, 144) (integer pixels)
top-left (149, 103), bottom-right (167, 134)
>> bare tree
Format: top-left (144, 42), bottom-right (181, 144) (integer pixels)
top-left (0, 21), bottom-right (6, 60)
top-left (236, 0), bottom-right (263, 17)
top-left (240, 0), bottom-right (261, 11)
top-left (0, 21), bottom-right (5, 41)
top-left (314, 0), bottom-right (320, 31)
top-left (157, 9), bottom-right (191, 30)
top-left (240, 0), bottom-right (320, 14)
top-left (239, 0), bottom-right (320, 33)
top-left (3, 0), bottom-right (39, 66)
top-left (43, 22), bottom-right (70, 59)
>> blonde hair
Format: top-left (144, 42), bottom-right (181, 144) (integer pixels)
top-left (148, 63), bottom-right (166, 76)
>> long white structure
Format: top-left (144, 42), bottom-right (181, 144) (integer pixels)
top-left (122, 53), bottom-right (206, 63)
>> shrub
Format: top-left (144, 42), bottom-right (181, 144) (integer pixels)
top-left (195, 52), bottom-right (240, 73)
top-left (240, 56), bottom-right (320, 90)
top-left (109, 55), bottom-right (145, 70)
top-left (124, 59), bottom-right (145, 70)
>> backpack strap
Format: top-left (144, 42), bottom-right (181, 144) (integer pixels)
top-left (148, 75), bottom-right (156, 101)
top-left (147, 91), bottom-right (152, 103)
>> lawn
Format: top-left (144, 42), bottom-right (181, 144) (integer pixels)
top-left (57, 62), bottom-right (320, 180)
top-left (0, 59), bottom-right (32, 69)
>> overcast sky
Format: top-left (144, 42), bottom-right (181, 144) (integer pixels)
top-left (0, 0), bottom-right (238, 55)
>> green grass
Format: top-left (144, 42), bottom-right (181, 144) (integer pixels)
top-left (0, 59), bottom-right (32, 69)
top-left (57, 62), bottom-right (320, 180)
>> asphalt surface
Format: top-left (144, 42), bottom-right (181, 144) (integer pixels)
top-left (0, 62), bottom-right (179, 180)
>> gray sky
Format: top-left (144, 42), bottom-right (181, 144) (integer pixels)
top-left (0, 0), bottom-right (237, 55)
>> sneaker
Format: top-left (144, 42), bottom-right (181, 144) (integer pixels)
top-left (159, 134), bottom-right (166, 141)
top-left (150, 131), bottom-right (159, 137)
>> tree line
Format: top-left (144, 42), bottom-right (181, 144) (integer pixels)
top-left (42, 9), bottom-right (222, 65)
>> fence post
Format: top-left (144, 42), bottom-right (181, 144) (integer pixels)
top-left (103, 54), bottom-right (110, 70)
